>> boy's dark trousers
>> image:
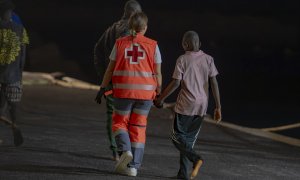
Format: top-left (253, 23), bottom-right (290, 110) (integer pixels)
top-left (171, 113), bottom-right (203, 180)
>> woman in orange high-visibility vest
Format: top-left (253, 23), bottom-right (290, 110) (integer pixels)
top-left (95, 12), bottom-right (162, 177)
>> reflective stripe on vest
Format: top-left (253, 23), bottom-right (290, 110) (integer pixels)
top-left (113, 70), bottom-right (154, 78)
top-left (113, 83), bottom-right (156, 91)
top-left (113, 34), bottom-right (157, 100)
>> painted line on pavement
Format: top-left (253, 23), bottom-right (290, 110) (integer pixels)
top-left (261, 123), bottom-right (300, 132)
top-left (204, 117), bottom-right (300, 147)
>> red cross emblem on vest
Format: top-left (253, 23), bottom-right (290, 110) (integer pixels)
top-left (125, 43), bottom-right (145, 64)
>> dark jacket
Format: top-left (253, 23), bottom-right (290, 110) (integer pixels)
top-left (94, 18), bottom-right (130, 84)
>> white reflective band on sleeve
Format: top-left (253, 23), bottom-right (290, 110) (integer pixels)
top-left (113, 71), bottom-right (154, 77)
top-left (114, 84), bottom-right (156, 91)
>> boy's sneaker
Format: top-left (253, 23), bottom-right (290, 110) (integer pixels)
top-left (115, 151), bottom-right (133, 174)
top-left (190, 159), bottom-right (203, 179)
top-left (126, 167), bottom-right (137, 177)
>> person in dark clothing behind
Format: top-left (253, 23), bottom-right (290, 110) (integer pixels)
top-left (0, 0), bottom-right (29, 146)
top-left (94, 0), bottom-right (142, 161)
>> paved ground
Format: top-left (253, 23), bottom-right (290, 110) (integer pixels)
top-left (0, 85), bottom-right (300, 180)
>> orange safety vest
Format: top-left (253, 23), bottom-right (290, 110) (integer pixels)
top-left (112, 34), bottom-right (157, 100)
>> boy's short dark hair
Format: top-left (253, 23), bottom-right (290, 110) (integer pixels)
top-left (183, 31), bottom-right (201, 49)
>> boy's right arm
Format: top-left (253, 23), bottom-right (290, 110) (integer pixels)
top-left (210, 76), bottom-right (222, 123)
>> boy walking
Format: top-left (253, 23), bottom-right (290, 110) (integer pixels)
top-left (155, 31), bottom-right (221, 180)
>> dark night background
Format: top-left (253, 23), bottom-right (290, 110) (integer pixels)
top-left (12, 0), bottom-right (300, 137)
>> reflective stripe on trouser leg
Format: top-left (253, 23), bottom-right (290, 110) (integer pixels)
top-left (112, 98), bottom-right (133, 152)
top-left (129, 113), bottom-right (147, 169)
top-left (114, 129), bottom-right (131, 152)
top-left (128, 100), bottom-right (152, 169)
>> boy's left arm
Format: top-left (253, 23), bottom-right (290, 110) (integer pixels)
top-left (210, 76), bottom-right (222, 123)
top-left (154, 78), bottom-right (180, 108)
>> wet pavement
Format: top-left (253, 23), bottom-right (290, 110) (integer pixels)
top-left (1, 85), bottom-right (300, 180)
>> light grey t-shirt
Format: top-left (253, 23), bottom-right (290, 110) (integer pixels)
top-left (109, 44), bottom-right (162, 64)
top-left (172, 50), bottom-right (218, 116)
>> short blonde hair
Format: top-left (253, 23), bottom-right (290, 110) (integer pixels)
top-left (129, 12), bottom-right (148, 33)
